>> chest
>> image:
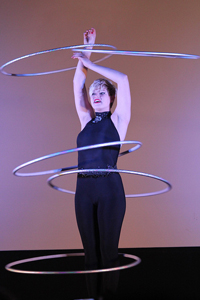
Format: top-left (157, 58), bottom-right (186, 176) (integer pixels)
top-left (77, 118), bottom-right (120, 147)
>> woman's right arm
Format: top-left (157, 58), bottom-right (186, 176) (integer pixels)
top-left (73, 28), bottom-right (95, 129)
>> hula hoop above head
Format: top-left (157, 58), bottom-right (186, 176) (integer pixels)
top-left (1, 43), bottom-right (199, 77)
top-left (73, 48), bottom-right (200, 59)
top-left (0, 44), bottom-right (117, 76)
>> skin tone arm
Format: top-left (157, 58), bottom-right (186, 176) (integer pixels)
top-left (73, 28), bottom-right (131, 141)
top-left (73, 28), bottom-right (96, 129)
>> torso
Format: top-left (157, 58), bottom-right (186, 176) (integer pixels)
top-left (77, 112), bottom-right (120, 170)
top-left (80, 110), bottom-right (129, 142)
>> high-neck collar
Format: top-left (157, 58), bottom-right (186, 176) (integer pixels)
top-left (92, 111), bottom-right (111, 123)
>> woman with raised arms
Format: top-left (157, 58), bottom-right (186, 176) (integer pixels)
top-left (72, 27), bottom-right (131, 297)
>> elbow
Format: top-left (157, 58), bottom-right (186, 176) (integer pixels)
top-left (123, 74), bottom-right (128, 80)
top-left (118, 74), bottom-right (129, 86)
top-left (121, 74), bottom-right (128, 82)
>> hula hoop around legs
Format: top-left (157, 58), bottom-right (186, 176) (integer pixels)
top-left (5, 252), bottom-right (141, 275)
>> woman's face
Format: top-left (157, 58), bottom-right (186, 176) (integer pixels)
top-left (90, 86), bottom-right (111, 112)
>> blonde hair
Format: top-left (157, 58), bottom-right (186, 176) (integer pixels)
top-left (89, 78), bottom-right (116, 109)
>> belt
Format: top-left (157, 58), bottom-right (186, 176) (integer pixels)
top-left (78, 165), bottom-right (117, 178)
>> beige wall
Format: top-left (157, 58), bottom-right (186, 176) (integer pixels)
top-left (1, 0), bottom-right (200, 250)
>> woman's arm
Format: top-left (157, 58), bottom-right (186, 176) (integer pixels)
top-left (72, 53), bottom-right (131, 140)
top-left (73, 28), bottom-right (96, 129)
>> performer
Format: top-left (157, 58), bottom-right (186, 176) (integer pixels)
top-left (72, 28), bottom-right (131, 296)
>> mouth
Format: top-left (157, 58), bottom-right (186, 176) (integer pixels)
top-left (94, 99), bottom-right (101, 103)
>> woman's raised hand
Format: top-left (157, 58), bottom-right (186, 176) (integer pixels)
top-left (72, 28), bottom-right (96, 63)
top-left (84, 28), bottom-right (96, 46)
top-left (83, 28), bottom-right (96, 59)
top-left (71, 52), bottom-right (92, 68)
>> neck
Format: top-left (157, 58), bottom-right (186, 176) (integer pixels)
top-left (92, 111), bottom-right (111, 123)
top-left (95, 111), bottom-right (110, 114)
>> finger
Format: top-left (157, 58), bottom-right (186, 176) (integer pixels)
top-left (84, 31), bottom-right (88, 38)
top-left (85, 32), bottom-right (89, 42)
top-left (71, 52), bottom-right (83, 58)
top-left (88, 29), bottom-right (94, 35)
top-left (71, 53), bottom-right (79, 59)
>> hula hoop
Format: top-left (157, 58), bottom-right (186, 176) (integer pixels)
top-left (48, 168), bottom-right (172, 198)
top-left (0, 44), bottom-right (116, 76)
top-left (1, 44), bottom-right (198, 77)
top-left (13, 141), bottom-right (142, 177)
top-left (73, 48), bottom-right (200, 59)
top-left (5, 252), bottom-right (141, 275)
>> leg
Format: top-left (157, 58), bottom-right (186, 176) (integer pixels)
top-left (97, 174), bottom-right (126, 267)
top-left (75, 177), bottom-right (101, 268)
top-left (75, 177), bottom-right (102, 298)
top-left (97, 174), bottom-right (126, 297)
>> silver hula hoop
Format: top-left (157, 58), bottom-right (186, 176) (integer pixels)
top-left (1, 44), bottom-right (199, 77)
top-left (0, 44), bottom-right (117, 76)
top-left (48, 168), bottom-right (172, 198)
top-left (72, 48), bottom-right (200, 59)
top-left (5, 252), bottom-right (141, 275)
top-left (13, 141), bottom-right (142, 177)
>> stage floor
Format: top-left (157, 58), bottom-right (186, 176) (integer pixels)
top-left (0, 247), bottom-right (199, 299)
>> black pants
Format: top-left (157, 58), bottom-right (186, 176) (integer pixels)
top-left (75, 173), bottom-right (126, 269)
top-left (75, 173), bottom-right (126, 298)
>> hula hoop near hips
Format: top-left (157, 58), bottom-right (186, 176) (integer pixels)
top-left (48, 168), bottom-right (172, 198)
top-left (13, 140), bottom-right (142, 177)
top-left (12, 140), bottom-right (172, 197)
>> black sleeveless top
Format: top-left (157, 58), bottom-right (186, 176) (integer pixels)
top-left (77, 112), bottom-right (120, 171)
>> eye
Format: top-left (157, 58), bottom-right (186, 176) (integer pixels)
top-left (100, 92), bottom-right (105, 95)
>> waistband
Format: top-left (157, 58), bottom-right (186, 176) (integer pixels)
top-left (78, 165), bottom-right (117, 178)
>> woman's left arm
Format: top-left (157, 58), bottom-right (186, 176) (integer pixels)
top-left (72, 53), bottom-right (131, 140)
